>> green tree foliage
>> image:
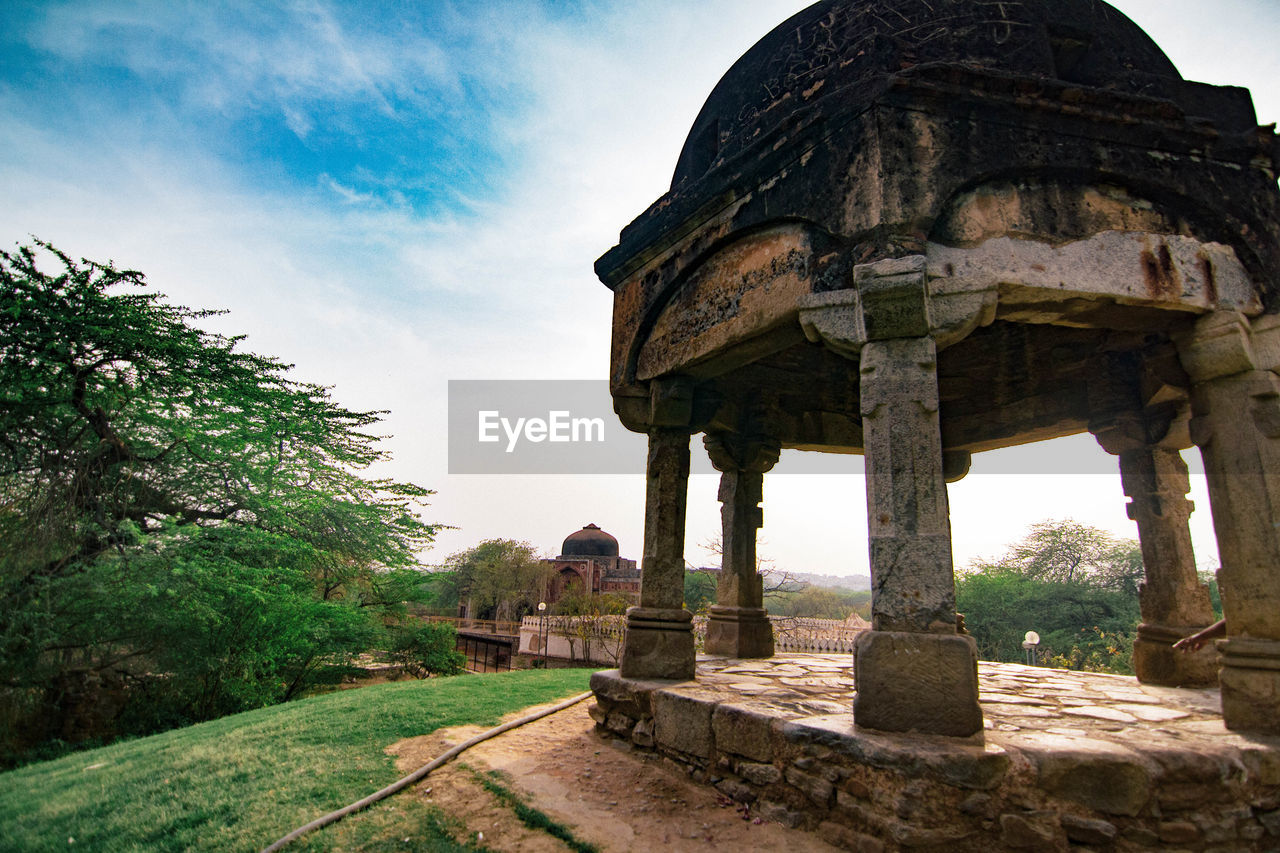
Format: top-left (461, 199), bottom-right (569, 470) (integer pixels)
top-left (0, 242), bottom-right (444, 760)
top-left (956, 521), bottom-right (1142, 673)
top-left (782, 586), bottom-right (851, 619)
top-left (846, 589), bottom-right (873, 621)
top-left (684, 569), bottom-right (717, 613)
top-left (1003, 519), bottom-right (1144, 593)
top-left (764, 584), bottom-right (870, 618)
top-left (434, 539), bottom-right (554, 622)
top-left (386, 621), bottom-right (466, 679)
top-left (1201, 569), bottom-right (1224, 618)
top-left (553, 588), bottom-right (628, 619)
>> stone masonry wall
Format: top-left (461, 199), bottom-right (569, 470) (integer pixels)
top-left (590, 662), bottom-right (1280, 852)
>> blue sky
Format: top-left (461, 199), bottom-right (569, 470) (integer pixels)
top-left (2, 0), bottom-right (1278, 575)
top-left (3, 2), bottom-right (527, 214)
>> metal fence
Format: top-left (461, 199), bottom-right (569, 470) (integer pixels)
top-left (456, 633), bottom-right (513, 673)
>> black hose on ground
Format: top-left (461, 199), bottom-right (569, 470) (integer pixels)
top-left (260, 690), bottom-right (594, 852)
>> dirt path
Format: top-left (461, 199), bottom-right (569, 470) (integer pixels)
top-left (385, 699), bottom-right (842, 852)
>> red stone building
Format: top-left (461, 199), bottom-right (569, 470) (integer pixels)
top-left (542, 524), bottom-right (640, 605)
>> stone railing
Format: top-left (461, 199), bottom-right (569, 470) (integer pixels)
top-left (519, 614), bottom-right (867, 662)
top-left (692, 615), bottom-right (868, 653)
top-left (519, 615), bottom-right (626, 665)
top-left (769, 616), bottom-right (869, 653)
top-left (520, 614), bottom-right (627, 635)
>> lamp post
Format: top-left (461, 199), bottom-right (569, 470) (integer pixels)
top-left (538, 601), bottom-right (547, 668)
top-left (1022, 630), bottom-right (1041, 666)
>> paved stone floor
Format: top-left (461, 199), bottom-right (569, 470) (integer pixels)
top-left (698, 652), bottom-right (1231, 745)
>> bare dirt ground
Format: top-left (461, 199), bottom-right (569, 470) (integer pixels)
top-left (385, 697), bottom-right (842, 852)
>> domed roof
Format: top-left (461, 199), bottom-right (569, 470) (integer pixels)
top-left (672, 0), bottom-right (1182, 188)
top-left (561, 523), bottom-right (619, 558)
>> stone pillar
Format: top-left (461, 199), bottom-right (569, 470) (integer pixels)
top-left (620, 426), bottom-right (695, 680)
top-left (703, 432), bottom-right (780, 658)
top-left (1088, 360), bottom-right (1217, 687)
top-left (854, 336), bottom-right (982, 736)
top-left (1122, 447), bottom-right (1219, 685)
top-left (1177, 312), bottom-right (1280, 734)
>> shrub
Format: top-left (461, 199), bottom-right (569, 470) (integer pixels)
top-left (387, 622), bottom-right (466, 678)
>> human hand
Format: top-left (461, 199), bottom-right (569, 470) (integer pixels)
top-left (1173, 635), bottom-right (1206, 653)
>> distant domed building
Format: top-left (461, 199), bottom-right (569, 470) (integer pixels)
top-left (542, 524), bottom-right (640, 605)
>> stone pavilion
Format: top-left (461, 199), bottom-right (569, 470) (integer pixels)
top-left (593, 0), bottom-right (1280, 739)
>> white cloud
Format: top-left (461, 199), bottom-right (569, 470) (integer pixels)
top-left (320, 173), bottom-right (378, 205)
top-left (2, 0), bottom-right (1271, 572)
top-left (26, 0), bottom-right (458, 117)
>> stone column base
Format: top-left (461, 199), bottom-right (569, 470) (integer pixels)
top-left (1219, 637), bottom-right (1280, 735)
top-left (1133, 622), bottom-right (1219, 687)
top-left (620, 606), bottom-right (695, 681)
top-left (704, 606), bottom-right (774, 658)
top-left (854, 630), bottom-right (982, 737)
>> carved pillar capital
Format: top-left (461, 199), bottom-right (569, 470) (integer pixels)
top-left (797, 288), bottom-right (864, 358)
top-left (1176, 311), bottom-right (1259, 383)
top-left (703, 432), bottom-right (781, 476)
top-left (855, 255), bottom-right (932, 341)
top-left (613, 374), bottom-right (721, 434)
top-left (649, 375), bottom-right (696, 427)
top-left (1086, 351), bottom-right (1177, 456)
top-left (942, 449), bottom-right (972, 483)
top-left (798, 254), bottom-right (996, 357)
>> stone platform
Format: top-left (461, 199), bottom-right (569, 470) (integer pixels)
top-left (589, 654), bottom-right (1280, 851)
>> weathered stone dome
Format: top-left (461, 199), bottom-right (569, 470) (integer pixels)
top-left (673, 0), bottom-right (1191, 188)
top-left (561, 523), bottom-right (619, 558)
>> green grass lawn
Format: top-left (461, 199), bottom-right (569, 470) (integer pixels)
top-left (0, 669), bottom-right (594, 852)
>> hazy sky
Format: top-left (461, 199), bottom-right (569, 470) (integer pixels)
top-left (2, 0), bottom-right (1277, 577)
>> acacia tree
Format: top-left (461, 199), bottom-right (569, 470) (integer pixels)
top-left (1004, 519), bottom-right (1144, 591)
top-left (0, 242), bottom-right (442, 757)
top-left (956, 520), bottom-right (1142, 672)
